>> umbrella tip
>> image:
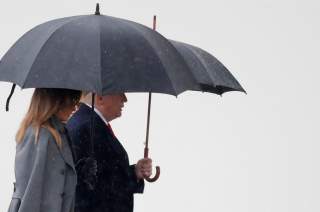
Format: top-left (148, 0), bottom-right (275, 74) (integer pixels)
top-left (95, 3), bottom-right (100, 15)
top-left (153, 15), bottom-right (157, 30)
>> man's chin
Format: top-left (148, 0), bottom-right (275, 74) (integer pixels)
top-left (115, 111), bottom-right (122, 118)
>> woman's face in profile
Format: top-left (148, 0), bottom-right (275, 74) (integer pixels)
top-left (56, 103), bottom-right (79, 123)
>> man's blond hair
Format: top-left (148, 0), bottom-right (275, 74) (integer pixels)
top-left (81, 92), bottom-right (93, 105)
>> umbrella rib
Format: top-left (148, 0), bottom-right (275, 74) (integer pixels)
top-left (114, 18), bottom-right (179, 95)
top-left (21, 16), bottom-right (86, 88)
top-left (183, 43), bottom-right (245, 93)
top-left (163, 39), bottom-right (202, 95)
top-left (182, 43), bottom-right (218, 89)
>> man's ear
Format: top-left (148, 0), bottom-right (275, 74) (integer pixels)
top-left (95, 95), bottom-right (104, 106)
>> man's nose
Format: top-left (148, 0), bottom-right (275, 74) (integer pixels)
top-left (122, 94), bottom-right (127, 102)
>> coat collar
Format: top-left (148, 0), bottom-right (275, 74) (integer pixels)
top-left (50, 115), bottom-right (66, 133)
top-left (83, 102), bottom-right (109, 126)
top-left (50, 115), bottom-right (76, 171)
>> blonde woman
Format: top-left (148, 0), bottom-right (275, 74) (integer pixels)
top-left (7, 88), bottom-right (96, 212)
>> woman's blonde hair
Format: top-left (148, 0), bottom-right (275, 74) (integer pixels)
top-left (16, 88), bottom-right (81, 147)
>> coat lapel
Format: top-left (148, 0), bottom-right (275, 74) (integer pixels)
top-left (96, 115), bottom-right (126, 157)
top-left (60, 134), bottom-right (76, 171)
top-left (80, 104), bottom-right (123, 156)
top-left (50, 116), bottom-right (76, 171)
top-left (78, 103), bottom-right (129, 170)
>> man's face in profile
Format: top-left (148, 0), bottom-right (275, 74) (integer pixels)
top-left (100, 93), bottom-right (127, 121)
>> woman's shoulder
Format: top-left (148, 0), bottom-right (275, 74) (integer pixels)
top-left (17, 126), bottom-right (54, 149)
top-left (26, 125), bottom-right (55, 139)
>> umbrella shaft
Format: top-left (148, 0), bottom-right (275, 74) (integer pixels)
top-left (144, 16), bottom-right (156, 158)
top-left (145, 92), bottom-right (152, 150)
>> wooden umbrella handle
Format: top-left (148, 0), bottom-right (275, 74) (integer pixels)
top-left (145, 166), bottom-right (160, 183)
top-left (144, 147), bottom-right (160, 182)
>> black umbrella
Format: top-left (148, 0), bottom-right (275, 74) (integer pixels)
top-left (0, 6), bottom-right (197, 96)
top-left (0, 5), bottom-right (245, 182)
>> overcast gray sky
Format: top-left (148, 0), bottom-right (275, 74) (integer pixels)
top-left (1, 0), bottom-right (320, 211)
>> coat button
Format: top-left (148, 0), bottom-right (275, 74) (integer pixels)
top-left (61, 192), bottom-right (65, 197)
top-left (60, 170), bottom-right (65, 175)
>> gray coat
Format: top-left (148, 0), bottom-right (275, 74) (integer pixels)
top-left (8, 116), bottom-right (77, 212)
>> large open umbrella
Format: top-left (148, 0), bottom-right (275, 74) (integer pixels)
top-left (0, 4), bottom-right (245, 182)
top-left (0, 5), bottom-right (197, 95)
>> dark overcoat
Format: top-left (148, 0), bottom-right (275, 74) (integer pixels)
top-left (66, 103), bottom-right (144, 212)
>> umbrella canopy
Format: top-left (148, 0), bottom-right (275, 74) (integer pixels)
top-left (0, 7), bottom-right (246, 96)
top-left (169, 40), bottom-right (246, 95)
top-left (0, 6), bottom-right (246, 182)
top-left (0, 12), bottom-right (199, 96)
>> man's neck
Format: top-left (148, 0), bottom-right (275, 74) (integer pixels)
top-left (83, 102), bottom-right (109, 126)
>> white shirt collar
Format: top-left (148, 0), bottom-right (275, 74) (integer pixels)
top-left (84, 103), bottom-right (109, 126)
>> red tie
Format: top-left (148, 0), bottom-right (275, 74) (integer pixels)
top-left (107, 123), bottom-right (116, 138)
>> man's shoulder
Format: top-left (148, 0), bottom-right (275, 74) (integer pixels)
top-left (68, 104), bottom-right (91, 122)
top-left (66, 110), bottom-right (92, 133)
top-left (67, 113), bottom-right (91, 129)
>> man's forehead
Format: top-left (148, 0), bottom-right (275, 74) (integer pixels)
top-left (102, 93), bottom-right (125, 100)
top-left (104, 93), bottom-right (124, 97)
